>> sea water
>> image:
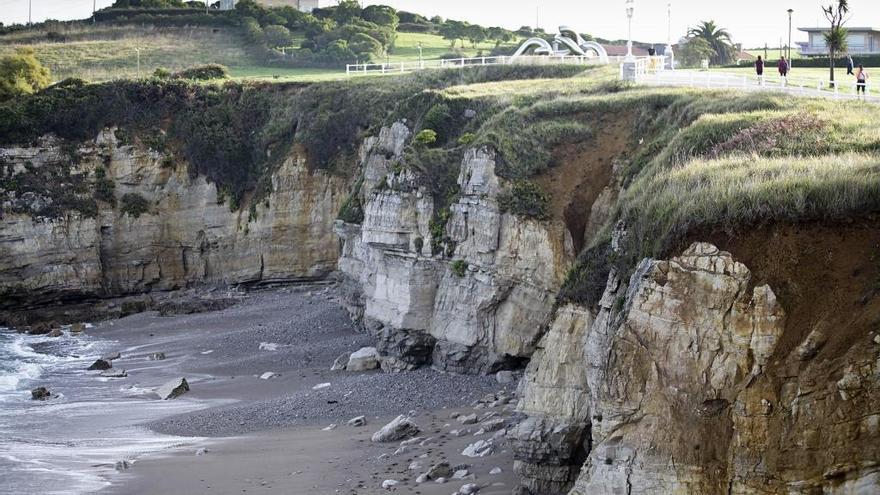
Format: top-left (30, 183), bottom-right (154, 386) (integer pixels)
top-left (0, 327), bottom-right (206, 495)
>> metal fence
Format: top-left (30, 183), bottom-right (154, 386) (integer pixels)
top-left (345, 54), bottom-right (612, 76)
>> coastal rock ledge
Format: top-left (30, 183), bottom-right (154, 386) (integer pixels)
top-left (512, 242), bottom-right (880, 495)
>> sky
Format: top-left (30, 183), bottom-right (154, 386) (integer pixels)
top-left (1, 0), bottom-right (879, 48)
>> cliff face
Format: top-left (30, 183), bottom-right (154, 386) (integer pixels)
top-left (0, 130), bottom-right (348, 307)
top-left (336, 123), bottom-right (574, 374)
top-left (513, 241), bottom-right (880, 494)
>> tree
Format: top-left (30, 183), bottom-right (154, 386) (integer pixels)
top-left (263, 24), bottom-right (293, 48)
top-left (439, 20), bottom-right (466, 48)
top-left (331, 0), bottom-right (362, 25)
top-left (348, 32), bottom-right (383, 61)
top-left (687, 20), bottom-right (735, 65)
top-left (465, 24), bottom-right (487, 48)
top-left (823, 0), bottom-right (850, 87)
top-left (0, 48), bottom-right (51, 101)
top-left (362, 5), bottom-right (398, 30)
top-left (487, 27), bottom-right (513, 47)
top-left (677, 37), bottom-right (715, 68)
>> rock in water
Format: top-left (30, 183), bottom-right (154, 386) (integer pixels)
top-left (156, 378), bottom-right (189, 400)
top-left (70, 323), bottom-right (86, 334)
top-left (347, 415), bottom-right (367, 427)
top-left (101, 369), bottom-right (127, 378)
top-left (148, 352), bottom-right (166, 361)
top-left (462, 439), bottom-right (494, 457)
top-left (330, 352), bottom-right (350, 371)
top-left (31, 387), bottom-right (51, 400)
top-left (347, 347), bottom-right (380, 371)
top-left (87, 359), bottom-right (112, 371)
top-left (47, 328), bottom-right (63, 338)
top-left (103, 352), bottom-right (122, 361)
top-left (259, 372), bottom-right (278, 380)
top-left (371, 415), bottom-right (420, 442)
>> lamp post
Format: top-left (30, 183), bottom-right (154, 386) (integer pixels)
top-left (418, 42), bottom-right (423, 68)
top-left (625, 0), bottom-right (635, 62)
top-left (787, 8), bottom-right (794, 68)
top-left (665, 2), bottom-right (675, 70)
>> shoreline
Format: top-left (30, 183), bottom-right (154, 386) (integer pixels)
top-left (26, 284), bottom-right (520, 494)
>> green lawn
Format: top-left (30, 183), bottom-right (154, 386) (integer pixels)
top-left (388, 31), bottom-right (520, 62)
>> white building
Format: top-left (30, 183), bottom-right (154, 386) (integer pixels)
top-left (798, 27), bottom-right (880, 56)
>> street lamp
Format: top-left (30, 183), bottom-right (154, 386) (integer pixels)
top-left (787, 8), bottom-right (794, 67)
top-left (665, 2), bottom-right (675, 70)
top-left (418, 42), bottom-right (423, 68)
top-left (625, 0), bottom-right (635, 62)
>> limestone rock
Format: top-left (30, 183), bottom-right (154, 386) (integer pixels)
top-left (347, 347), bottom-right (380, 371)
top-left (371, 415), bottom-right (420, 442)
top-left (425, 462), bottom-right (453, 479)
top-left (462, 439), bottom-right (494, 457)
top-left (156, 378), bottom-right (189, 400)
top-left (459, 483), bottom-right (480, 494)
top-left (330, 352), bottom-right (350, 371)
top-left (347, 415), bottom-right (367, 427)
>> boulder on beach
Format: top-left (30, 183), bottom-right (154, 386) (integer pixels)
top-left (87, 359), bottom-right (112, 371)
top-left (156, 378), bottom-right (189, 400)
top-left (330, 352), bottom-right (350, 371)
top-left (371, 414), bottom-right (420, 442)
top-left (31, 387), bottom-right (51, 400)
top-left (346, 347), bottom-right (380, 371)
top-left (459, 483), bottom-right (480, 494)
top-left (425, 461), bottom-right (453, 479)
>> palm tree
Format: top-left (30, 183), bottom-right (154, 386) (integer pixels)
top-left (823, 1), bottom-right (850, 87)
top-left (687, 20), bottom-right (735, 66)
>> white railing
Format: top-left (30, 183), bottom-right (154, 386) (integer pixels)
top-left (640, 70), bottom-right (877, 101)
top-left (619, 56), bottom-right (669, 80)
top-left (346, 54), bottom-right (607, 76)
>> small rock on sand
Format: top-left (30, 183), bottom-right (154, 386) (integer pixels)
top-left (195, 448), bottom-right (209, 456)
top-left (156, 378), bottom-right (189, 400)
top-left (259, 372), bottom-right (279, 380)
top-left (322, 424), bottom-right (338, 431)
top-left (426, 462), bottom-right (453, 479)
top-left (489, 467), bottom-right (502, 475)
top-left (381, 479), bottom-right (399, 489)
top-left (258, 342), bottom-right (279, 351)
top-left (347, 415), bottom-right (367, 427)
top-left (148, 352), bottom-right (166, 361)
top-left (312, 382), bottom-right (331, 390)
top-left (459, 483), bottom-right (480, 494)
top-left (330, 352), bottom-right (350, 371)
top-left (462, 439), bottom-right (494, 458)
top-left (458, 413), bottom-right (478, 424)
top-left (371, 415), bottom-right (420, 442)
top-left (452, 469), bottom-right (470, 479)
top-left (346, 347), bottom-right (380, 371)
top-left (31, 387), bottom-right (51, 400)
top-left (495, 370), bottom-right (516, 384)
top-left (87, 359), bottom-right (112, 371)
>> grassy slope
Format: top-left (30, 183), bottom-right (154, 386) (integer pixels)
top-left (0, 24), bottom-right (519, 83)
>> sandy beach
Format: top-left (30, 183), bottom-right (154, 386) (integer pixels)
top-left (64, 284), bottom-right (521, 495)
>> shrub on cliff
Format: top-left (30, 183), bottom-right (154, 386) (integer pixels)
top-left (172, 64), bottom-right (229, 80)
top-left (120, 192), bottom-right (151, 218)
top-left (497, 180), bottom-right (549, 220)
top-left (0, 49), bottom-right (52, 101)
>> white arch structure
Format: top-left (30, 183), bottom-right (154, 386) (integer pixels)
top-left (510, 26), bottom-right (609, 64)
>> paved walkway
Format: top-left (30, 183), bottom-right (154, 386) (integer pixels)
top-left (639, 70), bottom-right (878, 102)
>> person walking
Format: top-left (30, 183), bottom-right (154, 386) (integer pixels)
top-left (847, 54), bottom-right (855, 75)
top-left (756, 55), bottom-right (764, 84)
top-left (778, 55), bottom-right (789, 85)
top-left (856, 64), bottom-right (869, 99)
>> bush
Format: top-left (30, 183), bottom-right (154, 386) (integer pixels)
top-left (451, 259), bottom-right (468, 277)
top-left (172, 64), bottom-right (229, 80)
top-left (422, 102), bottom-right (455, 143)
top-left (93, 167), bottom-right (116, 205)
top-left (414, 129), bottom-right (438, 147)
top-left (153, 67), bottom-right (171, 79)
top-left (263, 24), bottom-right (293, 48)
top-left (0, 48), bottom-right (51, 101)
top-left (120, 192), bottom-right (151, 218)
top-left (497, 180), bottom-right (549, 220)
top-left (458, 132), bottom-right (476, 146)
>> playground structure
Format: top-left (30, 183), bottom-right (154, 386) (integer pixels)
top-left (510, 26), bottom-right (609, 64)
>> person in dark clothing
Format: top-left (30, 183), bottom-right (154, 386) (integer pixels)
top-left (847, 55), bottom-right (855, 75)
top-left (856, 64), bottom-right (869, 98)
top-left (778, 56), bottom-right (788, 78)
top-left (756, 55), bottom-right (764, 77)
